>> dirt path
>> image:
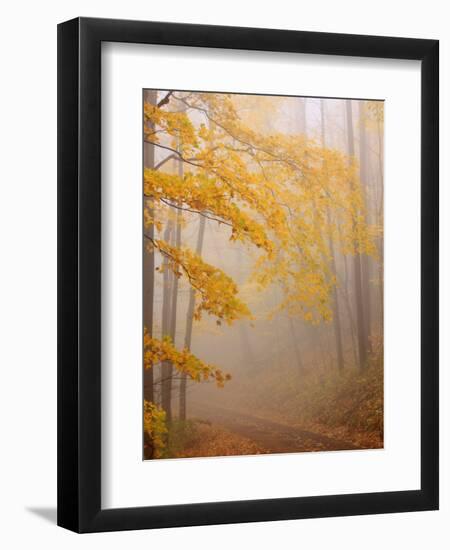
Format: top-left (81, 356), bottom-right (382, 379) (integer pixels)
top-left (190, 402), bottom-right (358, 453)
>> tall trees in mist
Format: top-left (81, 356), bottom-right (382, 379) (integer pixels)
top-left (346, 99), bottom-right (367, 370)
top-left (179, 215), bottom-right (205, 421)
top-left (143, 89), bottom-right (157, 403)
top-left (142, 91), bottom-right (383, 456)
top-left (321, 99), bottom-right (344, 372)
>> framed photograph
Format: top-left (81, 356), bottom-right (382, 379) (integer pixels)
top-left (57, 17), bottom-right (439, 532)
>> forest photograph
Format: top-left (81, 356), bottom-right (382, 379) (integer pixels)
top-left (143, 89), bottom-right (384, 460)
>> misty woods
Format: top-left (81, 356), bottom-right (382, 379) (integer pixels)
top-left (143, 91), bottom-right (384, 459)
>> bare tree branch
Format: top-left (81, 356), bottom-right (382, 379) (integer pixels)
top-left (154, 154), bottom-right (177, 171)
top-left (144, 139), bottom-right (202, 169)
top-left (159, 198), bottom-right (232, 227)
top-left (157, 91), bottom-right (173, 108)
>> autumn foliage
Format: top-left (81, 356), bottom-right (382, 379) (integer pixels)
top-left (142, 90), bottom-right (383, 459)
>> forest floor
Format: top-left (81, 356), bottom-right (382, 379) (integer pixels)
top-left (169, 361), bottom-right (384, 458)
top-left (187, 402), bottom-right (359, 454)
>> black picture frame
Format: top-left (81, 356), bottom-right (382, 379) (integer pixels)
top-left (57, 16), bottom-right (439, 533)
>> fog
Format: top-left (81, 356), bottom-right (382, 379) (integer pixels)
top-left (143, 91), bottom-right (384, 458)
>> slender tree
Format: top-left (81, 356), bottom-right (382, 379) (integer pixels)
top-left (287, 95), bottom-right (308, 371)
top-left (358, 102), bottom-right (372, 355)
top-left (338, 237), bottom-right (359, 367)
top-left (160, 218), bottom-right (174, 415)
top-left (143, 89), bottom-right (157, 403)
top-left (298, 97), bottom-right (307, 135)
top-left (288, 316), bottom-right (303, 371)
top-left (345, 99), bottom-right (367, 370)
top-left (322, 100), bottom-right (344, 370)
top-left (163, 129), bottom-right (184, 422)
top-left (179, 215), bottom-right (206, 421)
top-left (375, 105), bottom-right (384, 333)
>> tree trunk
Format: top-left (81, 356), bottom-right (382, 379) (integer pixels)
top-left (376, 114), bottom-right (384, 334)
top-left (298, 97), bottom-right (307, 135)
top-left (321, 99), bottom-right (344, 371)
top-left (164, 203), bottom-right (182, 422)
top-left (161, 100), bottom-right (187, 421)
top-left (339, 246), bottom-right (359, 367)
top-left (289, 317), bottom-right (303, 371)
top-left (143, 90), bottom-right (157, 402)
top-left (358, 102), bottom-right (372, 355)
top-left (289, 97), bottom-right (308, 371)
top-left (234, 245), bottom-right (258, 367)
top-left (179, 215), bottom-right (206, 420)
top-left (345, 100), bottom-right (367, 370)
top-left (160, 220), bottom-right (174, 415)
